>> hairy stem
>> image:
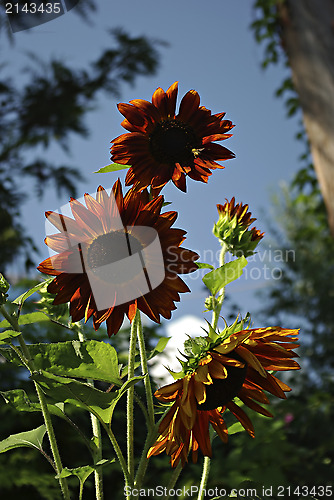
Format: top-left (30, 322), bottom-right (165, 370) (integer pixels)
top-left (136, 311), bottom-right (155, 427)
top-left (77, 329), bottom-right (104, 500)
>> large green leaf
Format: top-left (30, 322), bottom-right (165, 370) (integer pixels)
top-left (94, 163), bottom-right (130, 173)
top-left (0, 347), bottom-right (21, 365)
top-left (26, 340), bottom-right (122, 385)
top-left (1, 389), bottom-right (66, 420)
top-left (32, 371), bottom-right (143, 425)
top-left (0, 425), bottom-right (46, 453)
top-left (202, 257), bottom-right (248, 295)
top-left (0, 329), bottom-right (21, 344)
top-left (12, 278), bottom-right (54, 306)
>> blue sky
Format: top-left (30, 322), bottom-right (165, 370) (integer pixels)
top-left (3, 1), bottom-right (303, 328)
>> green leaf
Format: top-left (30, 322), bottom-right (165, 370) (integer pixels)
top-left (12, 278), bottom-right (54, 306)
top-left (0, 329), bottom-right (21, 344)
top-left (56, 460), bottom-right (114, 500)
top-left (202, 257), bottom-right (248, 295)
top-left (196, 262), bottom-right (215, 270)
top-left (147, 337), bottom-right (170, 360)
top-left (1, 389), bottom-right (66, 420)
top-left (94, 163), bottom-right (131, 173)
top-left (32, 371), bottom-right (143, 425)
top-left (24, 340), bottom-right (122, 385)
top-left (0, 425), bottom-right (46, 453)
top-left (0, 311), bottom-right (50, 329)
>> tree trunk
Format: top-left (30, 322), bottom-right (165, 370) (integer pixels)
top-left (278, 0), bottom-right (334, 235)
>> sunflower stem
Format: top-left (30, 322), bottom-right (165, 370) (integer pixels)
top-left (127, 310), bottom-right (139, 487)
top-left (0, 305), bottom-right (71, 500)
top-left (211, 242), bottom-right (228, 331)
top-left (77, 329), bottom-right (104, 500)
top-left (134, 405), bottom-right (173, 490)
top-left (197, 456), bottom-right (211, 500)
top-left (104, 423), bottom-right (132, 493)
top-left (165, 462), bottom-right (183, 500)
top-left (136, 311), bottom-right (155, 428)
top-left (197, 242), bottom-right (228, 499)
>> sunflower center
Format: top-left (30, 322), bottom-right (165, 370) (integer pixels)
top-left (197, 352), bottom-right (247, 411)
top-left (149, 119), bottom-right (199, 165)
top-left (86, 230), bottom-right (143, 282)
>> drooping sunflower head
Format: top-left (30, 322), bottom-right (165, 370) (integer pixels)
top-left (111, 82), bottom-right (235, 193)
top-left (213, 197), bottom-right (264, 256)
top-left (148, 318), bottom-right (300, 467)
top-left (37, 180), bottom-right (199, 336)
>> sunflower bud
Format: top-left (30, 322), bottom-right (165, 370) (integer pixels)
top-left (213, 197), bottom-right (264, 257)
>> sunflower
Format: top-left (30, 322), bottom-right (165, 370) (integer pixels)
top-left (110, 82), bottom-right (235, 193)
top-left (148, 325), bottom-right (300, 467)
top-left (37, 180), bottom-right (199, 336)
top-left (213, 197), bottom-right (264, 256)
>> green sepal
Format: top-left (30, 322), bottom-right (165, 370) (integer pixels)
top-left (0, 274), bottom-right (10, 304)
top-left (94, 163), bottom-right (131, 173)
top-left (56, 459), bottom-right (114, 480)
top-left (184, 336), bottom-right (209, 357)
top-left (202, 256), bottom-right (247, 295)
top-left (0, 424), bottom-right (46, 454)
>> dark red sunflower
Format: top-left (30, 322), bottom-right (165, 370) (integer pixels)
top-left (37, 180), bottom-right (199, 336)
top-left (148, 326), bottom-right (300, 467)
top-left (110, 82), bottom-right (235, 193)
